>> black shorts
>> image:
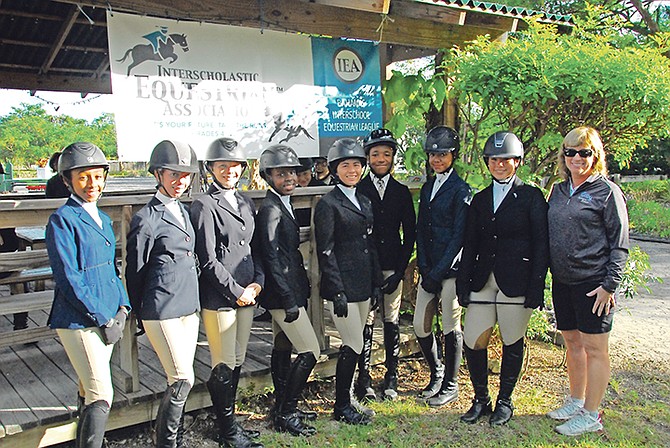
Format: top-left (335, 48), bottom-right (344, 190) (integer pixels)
top-left (552, 280), bottom-right (614, 334)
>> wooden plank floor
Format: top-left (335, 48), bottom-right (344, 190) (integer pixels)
top-left (0, 304), bottom-right (419, 447)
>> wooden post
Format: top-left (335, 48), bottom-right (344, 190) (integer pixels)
top-left (306, 195), bottom-right (328, 351)
top-left (114, 205), bottom-right (140, 392)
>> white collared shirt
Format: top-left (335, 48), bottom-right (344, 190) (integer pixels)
top-left (337, 184), bottom-right (361, 210)
top-left (374, 174), bottom-right (389, 200)
top-left (270, 188), bottom-right (295, 219)
top-left (492, 175), bottom-right (515, 213)
top-left (155, 191), bottom-right (186, 228)
top-left (213, 182), bottom-right (240, 213)
top-left (430, 170), bottom-right (453, 201)
top-left (71, 195), bottom-right (103, 229)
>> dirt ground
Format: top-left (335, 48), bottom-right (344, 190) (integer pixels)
top-left (57, 238), bottom-right (670, 448)
top-left (608, 239), bottom-right (670, 369)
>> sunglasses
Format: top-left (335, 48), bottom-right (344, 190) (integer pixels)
top-left (563, 148), bottom-right (593, 158)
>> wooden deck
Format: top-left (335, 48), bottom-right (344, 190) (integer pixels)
top-left (0, 306), bottom-right (419, 447)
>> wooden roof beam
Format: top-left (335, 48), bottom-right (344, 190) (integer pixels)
top-left (66, 0), bottom-right (510, 48)
top-left (0, 70), bottom-right (111, 93)
top-left (40, 5), bottom-right (79, 74)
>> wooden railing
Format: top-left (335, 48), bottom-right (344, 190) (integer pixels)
top-left (0, 186), bottom-right (335, 393)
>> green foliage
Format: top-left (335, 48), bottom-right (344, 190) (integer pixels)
top-left (611, 139), bottom-right (670, 175)
top-left (627, 200), bottom-right (670, 238)
top-left (621, 179), bottom-right (670, 203)
top-left (444, 20), bottom-right (670, 184)
top-left (384, 66), bottom-right (447, 174)
top-left (619, 245), bottom-right (662, 300)
top-left (0, 104), bottom-right (117, 166)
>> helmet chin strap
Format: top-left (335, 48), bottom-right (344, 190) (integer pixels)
top-left (492, 174), bottom-right (515, 185)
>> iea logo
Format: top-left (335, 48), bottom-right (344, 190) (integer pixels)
top-left (333, 48), bottom-right (364, 83)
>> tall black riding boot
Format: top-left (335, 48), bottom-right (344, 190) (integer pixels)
top-left (155, 379), bottom-right (192, 448)
top-left (416, 334), bottom-right (445, 398)
top-left (355, 324), bottom-right (376, 401)
top-left (382, 322), bottom-right (400, 400)
top-left (270, 349), bottom-right (291, 422)
top-left (490, 338), bottom-right (525, 426)
top-left (333, 345), bottom-right (371, 425)
top-left (276, 352), bottom-right (318, 436)
top-left (207, 364), bottom-right (263, 448)
top-left (76, 400), bottom-right (110, 448)
top-left (461, 346), bottom-right (492, 424)
top-left (271, 349), bottom-right (318, 424)
top-left (231, 366), bottom-right (261, 440)
top-left (428, 331), bottom-right (462, 407)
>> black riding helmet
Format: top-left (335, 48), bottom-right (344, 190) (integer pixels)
top-left (259, 144), bottom-right (301, 187)
top-left (205, 137), bottom-right (247, 168)
top-left (148, 140), bottom-right (199, 174)
top-left (363, 128), bottom-right (398, 155)
top-left (483, 131), bottom-right (524, 161)
top-left (327, 138), bottom-right (366, 183)
top-left (424, 126), bottom-right (460, 158)
top-left (296, 157), bottom-right (313, 173)
top-left (58, 142), bottom-right (110, 199)
top-left (58, 142), bottom-right (109, 175)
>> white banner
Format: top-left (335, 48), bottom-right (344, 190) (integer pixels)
top-left (107, 12), bottom-right (322, 160)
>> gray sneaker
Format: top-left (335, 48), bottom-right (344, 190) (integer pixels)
top-left (555, 408), bottom-right (603, 436)
top-left (350, 392), bottom-right (376, 417)
top-left (547, 396), bottom-right (584, 421)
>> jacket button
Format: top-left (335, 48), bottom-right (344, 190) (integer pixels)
top-left (243, 256), bottom-right (248, 261)
top-left (362, 235), bottom-right (367, 239)
top-left (492, 217), bottom-right (496, 221)
top-left (241, 226), bottom-right (246, 231)
top-left (185, 236), bottom-right (191, 242)
top-left (105, 241), bottom-right (111, 246)
top-left (380, 239), bottom-right (385, 244)
top-left (240, 240), bottom-right (245, 245)
top-left (493, 235), bottom-right (497, 239)
top-left (187, 251), bottom-right (193, 256)
top-left (364, 249), bottom-right (369, 254)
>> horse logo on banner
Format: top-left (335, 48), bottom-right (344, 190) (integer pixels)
top-left (117, 26), bottom-right (190, 76)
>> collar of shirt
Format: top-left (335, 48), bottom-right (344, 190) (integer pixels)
top-left (71, 194), bottom-right (103, 228)
top-left (569, 173), bottom-right (600, 196)
top-left (155, 191), bottom-right (186, 227)
top-left (430, 169), bottom-right (452, 200)
top-left (269, 188), bottom-right (295, 218)
top-left (374, 173), bottom-right (390, 189)
top-left (492, 175), bottom-right (515, 212)
top-left (212, 182), bottom-right (240, 212)
top-left (337, 184), bottom-right (361, 210)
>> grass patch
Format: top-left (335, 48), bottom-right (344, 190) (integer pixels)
top-left (127, 340), bottom-right (669, 448)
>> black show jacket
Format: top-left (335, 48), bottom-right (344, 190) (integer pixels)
top-left (457, 177), bottom-right (549, 302)
top-left (358, 174), bottom-right (416, 275)
top-left (314, 186), bottom-right (384, 302)
top-left (189, 185), bottom-right (264, 310)
top-left (254, 191), bottom-right (310, 311)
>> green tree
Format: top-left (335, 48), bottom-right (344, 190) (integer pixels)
top-left (446, 20), bottom-right (670, 185)
top-left (0, 104), bottom-right (117, 167)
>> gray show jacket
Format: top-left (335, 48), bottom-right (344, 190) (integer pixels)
top-left (547, 174), bottom-right (629, 293)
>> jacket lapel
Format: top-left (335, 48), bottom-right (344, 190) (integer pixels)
top-left (495, 177), bottom-right (524, 215)
top-left (334, 187), bottom-right (366, 217)
top-left (432, 173), bottom-right (456, 201)
top-left (268, 191), bottom-right (298, 228)
top-left (69, 199), bottom-right (113, 243)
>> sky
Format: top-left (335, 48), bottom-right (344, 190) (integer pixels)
top-left (0, 88), bottom-right (114, 122)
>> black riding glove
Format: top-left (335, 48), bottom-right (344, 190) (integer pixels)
top-left (458, 290), bottom-right (471, 307)
top-left (524, 291), bottom-right (544, 309)
top-left (421, 276), bottom-right (442, 295)
top-left (370, 287), bottom-right (383, 312)
top-left (101, 309), bottom-right (127, 345)
top-left (284, 305), bottom-right (300, 323)
top-left (333, 292), bottom-right (348, 318)
top-left (381, 272), bottom-right (403, 295)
